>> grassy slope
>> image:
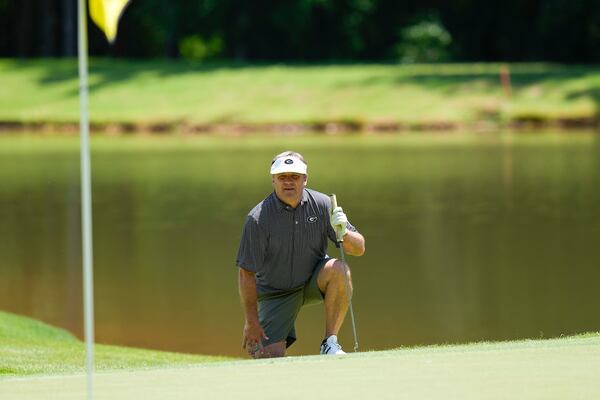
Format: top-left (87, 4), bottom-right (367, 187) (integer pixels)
top-left (1, 333), bottom-right (599, 399)
top-left (0, 60), bottom-right (599, 126)
top-left (2, 311), bottom-right (599, 398)
top-left (0, 311), bottom-right (230, 376)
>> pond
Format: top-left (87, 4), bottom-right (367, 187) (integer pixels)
top-left (1, 132), bottom-right (599, 357)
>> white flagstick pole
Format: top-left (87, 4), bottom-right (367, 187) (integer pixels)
top-left (78, 0), bottom-right (95, 398)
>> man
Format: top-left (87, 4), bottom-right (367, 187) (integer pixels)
top-left (236, 150), bottom-right (366, 358)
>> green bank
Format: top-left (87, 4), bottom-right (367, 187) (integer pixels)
top-left (1, 311), bottom-right (599, 399)
top-left (0, 311), bottom-right (230, 376)
top-left (0, 60), bottom-right (599, 129)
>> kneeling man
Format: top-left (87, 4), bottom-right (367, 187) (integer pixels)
top-left (236, 151), bottom-right (365, 358)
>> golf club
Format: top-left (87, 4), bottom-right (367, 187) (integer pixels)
top-left (330, 194), bottom-right (359, 352)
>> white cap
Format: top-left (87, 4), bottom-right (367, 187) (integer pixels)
top-left (270, 155), bottom-right (308, 175)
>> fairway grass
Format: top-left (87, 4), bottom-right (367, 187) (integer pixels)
top-left (1, 334), bottom-right (599, 399)
top-left (1, 311), bottom-right (599, 399)
top-left (0, 60), bottom-right (599, 130)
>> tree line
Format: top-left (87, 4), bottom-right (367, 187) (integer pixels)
top-left (1, 0), bottom-right (599, 62)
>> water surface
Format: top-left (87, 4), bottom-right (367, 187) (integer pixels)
top-left (1, 133), bottom-right (599, 357)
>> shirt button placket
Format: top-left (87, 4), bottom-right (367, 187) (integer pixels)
top-left (290, 208), bottom-right (295, 287)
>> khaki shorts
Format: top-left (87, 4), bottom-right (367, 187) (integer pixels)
top-left (257, 257), bottom-right (330, 348)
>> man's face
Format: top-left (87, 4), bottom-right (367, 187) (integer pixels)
top-left (272, 173), bottom-right (307, 207)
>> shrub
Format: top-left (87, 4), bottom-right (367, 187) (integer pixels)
top-left (178, 35), bottom-right (223, 61)
top-left (395, 18), bottom-right (452, 63)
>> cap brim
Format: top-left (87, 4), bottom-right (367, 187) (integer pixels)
top-left (270, 156), bottom-right (308, 175)
top-left (270, 164), bottom-right (307, 175)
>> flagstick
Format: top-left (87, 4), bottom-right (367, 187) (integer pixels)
top-left (78, 0), bottom-right (95, 398)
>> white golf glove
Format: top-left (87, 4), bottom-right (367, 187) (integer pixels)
top-left (330, 206), bottom-right (348, 238)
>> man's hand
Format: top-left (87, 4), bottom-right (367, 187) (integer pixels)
top-left (330, 206), bottom-right (348, 239)
top-left (242, 319), bottom-right (269, 357)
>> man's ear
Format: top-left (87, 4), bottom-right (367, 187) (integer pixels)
top-left (303, 175), bottom-right (308, 186)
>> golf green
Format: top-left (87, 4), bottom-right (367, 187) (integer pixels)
top-left (2, 335), bottom-right (598, 399)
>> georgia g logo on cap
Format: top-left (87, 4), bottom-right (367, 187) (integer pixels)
top-left (270, 155), bottom-right (308, 175)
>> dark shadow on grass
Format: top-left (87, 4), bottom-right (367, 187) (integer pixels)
top-left (10, 59), bottom-right (272, 98)
top-left (565, 87), bottom-right (600, 110)
top-left (335, 64), bottom-right (594, 96)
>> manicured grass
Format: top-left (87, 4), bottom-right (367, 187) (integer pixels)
top-left (1, 331), bottom-right (599, 399)
top-left (0, 59), bottom-right (599, 127)
top-left (0, 311), bottom-right (231, 377)
top-left (2, 310), bottom-right (599, 399)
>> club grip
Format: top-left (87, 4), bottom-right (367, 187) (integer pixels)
top-left (330, 194), bottom-right (338, 209)
top-left (329, 194), bottom-right (344, 242)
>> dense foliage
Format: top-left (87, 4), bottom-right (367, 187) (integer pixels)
top-left (1, 0), bottom-right (599, 62)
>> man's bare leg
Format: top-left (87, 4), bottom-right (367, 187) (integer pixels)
top-left (250, 340), bottom-right (286, 359)
top-left (317, 258), bottom-right (352, 337)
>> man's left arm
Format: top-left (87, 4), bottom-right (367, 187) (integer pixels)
top-left (329, 206), bottom-right (366, 256)
top-left (342, 230), bottom-right (365, 256)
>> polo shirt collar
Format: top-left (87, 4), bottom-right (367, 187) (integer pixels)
top-left (300, 189), bottom-right (308, 205)
top-left (273, 189), bottom-right (308, 211)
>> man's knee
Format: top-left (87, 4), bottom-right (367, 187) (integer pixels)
top-left (329, 259), bottom-right (351, 280)
top-left (319, 259), bottom-right (352, 290)
top-left (253, 341), bottom-right (286, 359)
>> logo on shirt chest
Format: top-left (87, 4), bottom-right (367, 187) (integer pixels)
top-left (307, 216), bottom-right (318, 223)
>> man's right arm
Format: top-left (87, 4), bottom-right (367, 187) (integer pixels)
top-left (239, 267), bottom-right (259, 324)
top-left (238, 267), bottom-right (268, 354)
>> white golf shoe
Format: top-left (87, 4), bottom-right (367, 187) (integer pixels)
top-left (320, 335), bottom-right (346, 355)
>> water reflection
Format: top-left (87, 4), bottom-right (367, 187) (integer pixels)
top-left (0, 133), bottom-right (599, 357)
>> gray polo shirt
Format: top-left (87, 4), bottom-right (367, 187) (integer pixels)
top-left (236, 188), bottom-right (357, 294)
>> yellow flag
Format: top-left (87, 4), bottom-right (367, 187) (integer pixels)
top-left (89, 0), bottom-right (131, 43)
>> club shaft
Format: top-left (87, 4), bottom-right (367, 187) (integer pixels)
top-left (330, 193), bottom-right (359, 352)
top-left (338, 241), bottom-right (359, 352)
